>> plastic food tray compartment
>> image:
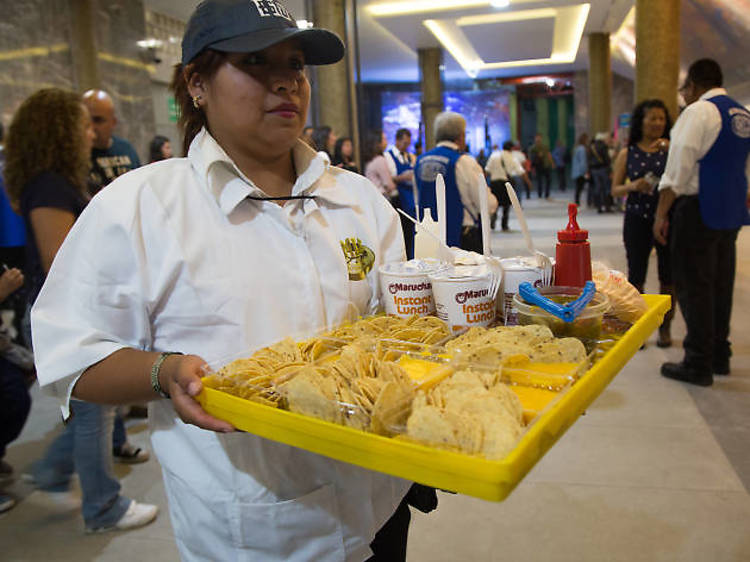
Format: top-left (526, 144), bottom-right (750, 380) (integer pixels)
top-left (197, 294), bottom-right (670, 502)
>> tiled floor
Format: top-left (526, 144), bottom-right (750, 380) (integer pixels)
top-left (2, 194), bottom-right (748, 561)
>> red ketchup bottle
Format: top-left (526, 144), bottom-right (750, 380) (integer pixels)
top-left (554, 203), bottom-right (592, 287)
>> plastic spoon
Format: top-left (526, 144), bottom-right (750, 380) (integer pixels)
top-left (436, 173), bottom-right (447, 247)
top-left (505, 182), bottom-right (553, 285)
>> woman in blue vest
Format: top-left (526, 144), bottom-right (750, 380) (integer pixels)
top-left (611, 99), bottom-right (674, 347)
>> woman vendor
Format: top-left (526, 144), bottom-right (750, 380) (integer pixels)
top-left (30, 1), bottom-right (415, 559)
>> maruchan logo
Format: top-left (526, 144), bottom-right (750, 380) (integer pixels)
top-left (389, 282), bottom-right (432, 295)
top-left (455, 288), bottom-right (489, 304)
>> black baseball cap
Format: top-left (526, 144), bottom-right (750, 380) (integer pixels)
top-left (181, 0), bottom-right (345, 66)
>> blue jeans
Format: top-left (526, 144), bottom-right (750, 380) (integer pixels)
top-left (113, 410), bottom-right (127, 450)
top-left (31, 400), bottom-right (130, 528)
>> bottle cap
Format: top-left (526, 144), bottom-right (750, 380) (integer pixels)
top-left (557, 203), bottom-right (588, 242)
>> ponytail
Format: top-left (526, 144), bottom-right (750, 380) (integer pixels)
top-left (169, 50), bottom-right (226, 156)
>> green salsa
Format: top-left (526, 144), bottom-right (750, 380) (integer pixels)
top-left (517, 295), bottom-right (602, 353)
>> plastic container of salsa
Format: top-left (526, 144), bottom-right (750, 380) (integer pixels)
top-left (513, 286), bottom-right (609, 353)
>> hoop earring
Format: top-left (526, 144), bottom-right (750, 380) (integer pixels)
top-left (192, 95), bottom-right (202, 109)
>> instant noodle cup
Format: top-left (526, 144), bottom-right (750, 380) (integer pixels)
top-left (428, 265), bottom-right (496, 332)
top-left (500, 257), bottom-right (545, 325)
top-left (379, 259), bottom-right (444, 318)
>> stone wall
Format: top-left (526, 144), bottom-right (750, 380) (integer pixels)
top-left (0, 0), bottom-right (75, 127)
top-left (0, 0), bottom-right (155, 163)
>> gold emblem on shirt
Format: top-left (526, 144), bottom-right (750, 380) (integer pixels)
top-left (340, 238), bottom-right (375, 281)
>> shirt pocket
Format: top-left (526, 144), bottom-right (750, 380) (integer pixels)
top-left (229, 483), bottom-right (346, 561)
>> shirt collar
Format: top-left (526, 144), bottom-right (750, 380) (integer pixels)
top-left (188, 128), bottom-right (332, 215)
top-left (700, 87), bottom-right (727, 101)
top-left (437, 141), bottom-right (460, 151)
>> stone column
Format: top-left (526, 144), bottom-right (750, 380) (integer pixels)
top-left (635, 0), bottom-right (680, 121)
top-left (311, 0), bottom-right (354, 141)
top-left (588, 32), bottom-right (612, 135)
top-left (92, 0), bottom-right (155, 162)
top-left (69, 0), bottom-right (100, 91)
top-left (418, 48), bottom-right (443, 150)
top-left (509, 91), bottom-right (518, 142)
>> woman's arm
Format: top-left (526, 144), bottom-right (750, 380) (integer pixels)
top-left (0, 268), bottom-right (24, 302)
top-left (611, 148), bottom-right (649, 198)
top-left (377, 157), bottom-right (397, 195)
top-left (29, 208), bottom-right (76, 272)
top-left (365, 157), bottom-right (396, 197)
top-left (75, 348), bottom-right (234, 432)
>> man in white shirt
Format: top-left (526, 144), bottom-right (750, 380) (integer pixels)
top-left (485, 141), bottom-right (524, 231)
top-left (415, 112), bottom-right (498, 253)
top-left (654, 59), bottom-right (750, 386)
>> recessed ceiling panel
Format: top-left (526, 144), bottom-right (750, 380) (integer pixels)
top-left (460, 17), bottom-right (555, 63)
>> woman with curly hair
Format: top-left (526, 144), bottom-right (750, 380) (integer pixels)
top-left (611, 98), bottom-right (675, 347)
top-left (3, 88), bottom-right (158, 532)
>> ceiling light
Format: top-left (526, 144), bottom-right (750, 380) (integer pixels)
top-left (137, 39), bottom-right (163, 49)
top-left (424, 19), bottom-right (483, 78)
top-left (368, 1), bottom-right (489, 17)
top-left (458, 8), bottom-right (556, 26)
top-left (482, 3), bottom-right (590, 70)
top-left (489, 0), bottom-right (510, 7)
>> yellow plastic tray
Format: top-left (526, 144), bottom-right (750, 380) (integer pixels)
top-left (197, 295), bottom-right (670, 502)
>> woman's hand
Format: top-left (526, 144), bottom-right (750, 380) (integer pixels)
top-left (0, 268), bottom-right (24, 302)
top-left (631, 178), bottom-right (653, 194)
top-left (650, 139), bottom-right (670, 152)
top-left (162, 354), bottom-right (235, 432)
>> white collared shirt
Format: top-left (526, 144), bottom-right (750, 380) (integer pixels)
top-left (31, 128), bottom-right (408, 561)
top-left (659, 87), bottom-right (750, 196)
top-left (436, 141), bottom-right (498, 225)
top-left (485, 149), bottom-right (524, 181)
top-left (384, 145), bottom-right (415, 181)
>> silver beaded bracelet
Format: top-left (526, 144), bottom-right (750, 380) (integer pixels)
top-left (150, 352), bottom-right (183, 399)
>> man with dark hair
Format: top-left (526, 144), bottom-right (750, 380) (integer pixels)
top-left (384, 128), bottom-right (416, 258)
top-left (82, 90), bottom-right (141, 195)
top-left (654, 58), bottom-right (750, 386)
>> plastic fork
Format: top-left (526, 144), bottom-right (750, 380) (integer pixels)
top-left (505, 182), bottom-right (554, 286)
top-left (487, 257), bottom-right (502, 301)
